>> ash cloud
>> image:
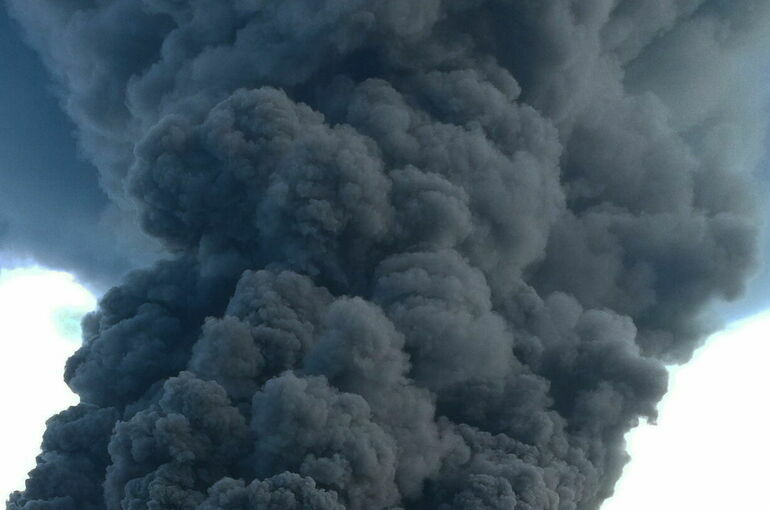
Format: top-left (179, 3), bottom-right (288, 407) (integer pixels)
top-left (6, 1), bottom-right (770, 509)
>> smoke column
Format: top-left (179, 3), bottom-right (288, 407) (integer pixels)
top-left (6, 1), bottom-right (770, 509)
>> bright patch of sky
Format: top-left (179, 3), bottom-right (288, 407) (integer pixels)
top-left (603, 312), bottom-right (770, 509)
top-left (0, 267), bottom-right (95, 502)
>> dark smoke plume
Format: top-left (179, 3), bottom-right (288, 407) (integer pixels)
top-left (6, 1), bottom-right (770, 509)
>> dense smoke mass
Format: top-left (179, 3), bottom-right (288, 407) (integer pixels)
top-left (6, 1), bottom-right (770, 509)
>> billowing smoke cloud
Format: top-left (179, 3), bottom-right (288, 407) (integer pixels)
top-left (6, 1), bottom-right (770, 509)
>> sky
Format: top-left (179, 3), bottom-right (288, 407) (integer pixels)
top-left (2, 2), bottom-right (770, 510)
top-left (603, 312), bottom-right (770, 509)
top-left (0, 267), bottom-right (94, 501)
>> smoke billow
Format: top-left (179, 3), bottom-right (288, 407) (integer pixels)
top-left (7, 1), bottom-right (770, 509)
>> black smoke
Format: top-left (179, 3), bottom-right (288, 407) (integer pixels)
top-left (6, 1), bottom-right (770, 509)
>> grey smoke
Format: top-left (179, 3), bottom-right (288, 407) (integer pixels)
top-left (6, 1), bottom-right (770, 509)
